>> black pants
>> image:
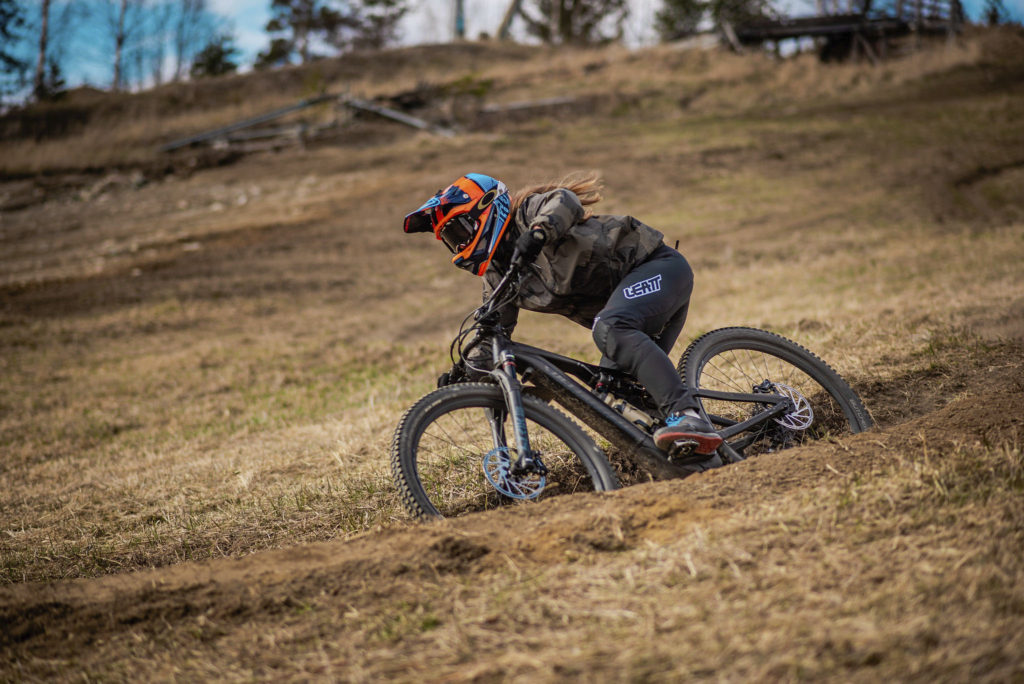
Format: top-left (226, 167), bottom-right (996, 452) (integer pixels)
top-left (591, 244), bottom-right (698, 416)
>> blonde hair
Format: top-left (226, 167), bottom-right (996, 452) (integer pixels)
top-left (510, 171), bottom-right (604, 221)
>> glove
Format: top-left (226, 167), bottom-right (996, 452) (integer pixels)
top-left (514, 228), bottom-right (546, 265)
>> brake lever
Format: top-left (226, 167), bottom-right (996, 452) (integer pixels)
top-left (509, 246), bottom-right (525, 270)
top-left (474, 306), bottom-right (497, 322)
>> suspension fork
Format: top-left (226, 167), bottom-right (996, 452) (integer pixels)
top-left (488, 337), bottom-right (545, 475)
top-left (486, 408), bottom-right (507, 449)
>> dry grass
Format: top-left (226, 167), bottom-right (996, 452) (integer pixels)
top-left (3, 423), bottom-right (1022, 680)
top-left (2, 26), bottom-right (1024, 680)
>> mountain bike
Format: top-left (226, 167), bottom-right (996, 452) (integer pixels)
top-left (391, 251), bottom-right (873, 519)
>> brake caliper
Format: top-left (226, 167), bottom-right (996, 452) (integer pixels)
top-left (751, 379), bottom-right (813, 450)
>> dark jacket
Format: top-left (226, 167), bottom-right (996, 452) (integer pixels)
top-left (483, 188), bottom-right (665, 332)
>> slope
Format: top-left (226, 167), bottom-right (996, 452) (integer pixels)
top-left (2, 27), bottom-right (1024, 681)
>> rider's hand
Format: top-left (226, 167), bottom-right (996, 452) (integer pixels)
top-left (514, 228), bottom-right (546, 264)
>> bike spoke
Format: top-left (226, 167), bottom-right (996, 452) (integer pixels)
top-left (412, 401), bottom-right (594, 517)
top-left (701, 362), bottom-right (747, 393)
top-left (694, 343), bottom-right (856, 458)
top-left (422, 409), bottom-right (487, 458)
top-left (721, 350), bottom-right (761, 388)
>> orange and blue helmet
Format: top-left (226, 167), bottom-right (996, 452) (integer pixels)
top-left (403, 173), bottom-right (512, 276)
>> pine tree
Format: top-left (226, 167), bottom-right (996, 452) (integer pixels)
top-left (984, 0), bottom-right (1007, 24)
top-left (516, 0), bottom-right (628, 44)
top-left (656, 0), bottom-right (773, 41)
top-left (656, 0), bottom-right (704, 40)
top-left (261, 0), bottom-right (407, 65)
top-left (255, 38), bottom-right (293, 70)
top-left (190, 34), bottom-right (239, 78)
top-left (1, 0), bottom-right (27, 95)
top-left (353, 0), bottom-right (407, 49)
top-left (0, 0), bottom-right (29, 104)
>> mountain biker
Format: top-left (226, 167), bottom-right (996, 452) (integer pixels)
top-left (403, 172), bottom-right (723, 463)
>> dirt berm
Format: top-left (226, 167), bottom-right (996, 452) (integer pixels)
top-left (3, 341), bottom-right (1022, 680)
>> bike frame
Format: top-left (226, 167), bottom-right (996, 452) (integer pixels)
top-left (487, 336), bottom-right (792, 477)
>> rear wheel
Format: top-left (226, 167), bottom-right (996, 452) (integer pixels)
top-left (679, 327), bottom-right (872, 459)
top-left (391, 383), bottom-right (618, 519)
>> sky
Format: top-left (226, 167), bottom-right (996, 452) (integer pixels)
top-left (216, 0), bottom-right (1024, 67)
top-left (213, 0), bottom-right (1024, 67)
top-left (211, 0), bottom-right (667, 63)
top-left (12, 0), bottom-right (1024, 92)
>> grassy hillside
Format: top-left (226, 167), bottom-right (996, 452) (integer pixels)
top-left (2, 27), bottom-right (1024, 680)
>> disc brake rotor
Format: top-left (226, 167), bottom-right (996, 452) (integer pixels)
top-left (770, 383), bottom-right (814, 430)
top-left (482, 447), bottom-right (546, 500)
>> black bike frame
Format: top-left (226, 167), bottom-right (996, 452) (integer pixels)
top-left (486, 336), bottom-right (793, 478)
top-left (474, 256), bottom-right (794, 478)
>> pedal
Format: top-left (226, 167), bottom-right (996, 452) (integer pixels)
top-left (668, 439), bottom-right (699, 460)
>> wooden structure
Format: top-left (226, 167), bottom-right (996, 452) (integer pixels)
top-left (498, 0), bottom-right (525, 40)
top-left (732, 0), bottom-right (964, 61)
top-left (159, 93), bottom-right (454, 154)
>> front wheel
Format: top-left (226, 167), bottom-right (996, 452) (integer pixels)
top-left (391, 383), bottom-right (619, 519)
top-left (679, 327), bottom-right (872, 459)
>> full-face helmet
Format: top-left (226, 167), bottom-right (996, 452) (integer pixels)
top-left (403, 173), bottom-right (512, 276)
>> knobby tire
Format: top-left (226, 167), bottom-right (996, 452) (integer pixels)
top-left (679, 327), bottom-right (872, 456)
top-left (391, 383), bottom-right (619, 520)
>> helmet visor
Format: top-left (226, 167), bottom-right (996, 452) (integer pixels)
top-left (439, 215), bottom-right (477, 254)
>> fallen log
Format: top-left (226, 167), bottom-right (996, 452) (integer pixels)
top-left (342, 97), bottom-right (455, 138)
top-left (159, 95), bottom-right (335, 152)
top-left (160, 93), bottom-right (455, 154)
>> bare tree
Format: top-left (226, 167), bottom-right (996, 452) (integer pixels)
top-left (33, 0), bottom-right (49, 98)
top-left (173, 0), bottom-right (219, 81)
top-left (42, 2), bottom-right (85, 87)
top-left (147, 0), bottom-right (176, 86)
top-left (95, 0), bottom-right (148, 91)
top-left (5, 0), bottom-right (72, 102)
top-left (113, 0), bottom-right (127, 90)
top-left (93, 0), bottom-right (186, 91)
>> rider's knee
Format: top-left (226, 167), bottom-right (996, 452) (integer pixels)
top-left (592, 313), bottom-right (639, 359)
top-left (592, 317), bottom-right (612, 354)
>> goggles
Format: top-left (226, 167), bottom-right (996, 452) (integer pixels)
top-left (439, 215), bottom-right (477, 254)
